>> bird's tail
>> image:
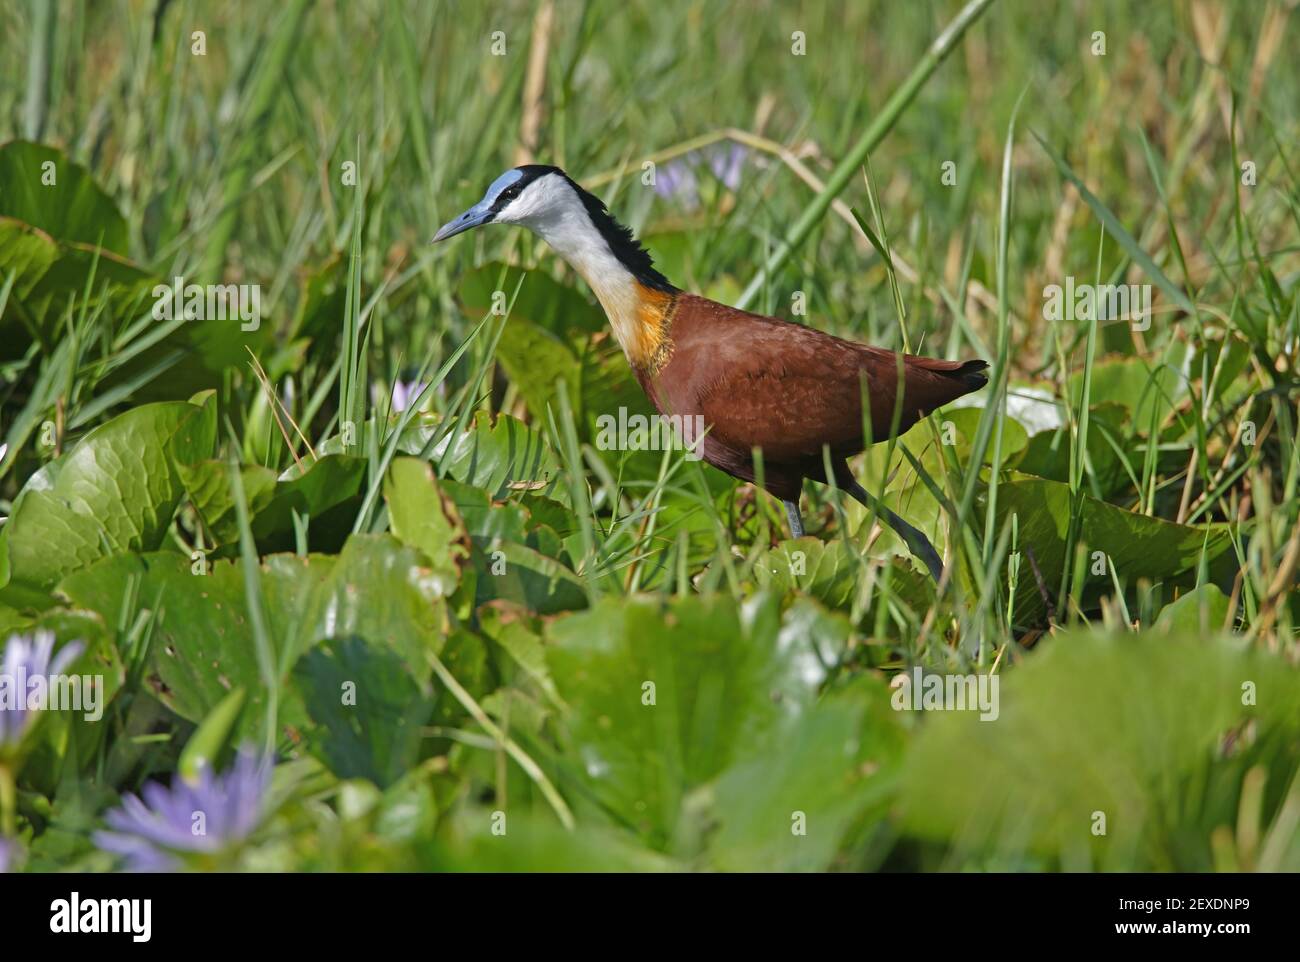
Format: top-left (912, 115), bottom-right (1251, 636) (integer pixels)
top-left (946, 358), bottom-right (989, 392)
top-left (907, 356), bottom-right (989, 395)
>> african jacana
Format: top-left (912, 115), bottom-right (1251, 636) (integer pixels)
top-left (432, 165), bottom-right (988, 580)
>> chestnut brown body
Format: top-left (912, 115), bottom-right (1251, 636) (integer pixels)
top-left (634, 292), bottom-right (989, 501)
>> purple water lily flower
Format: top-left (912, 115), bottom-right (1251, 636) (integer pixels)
top-left (0, 837), bottom-right (16, 873)
top-left (94, 747), bottom-right (272, 872)
top-left (654, 159), bottom-right (701, 207)
top-left (707, 143), bottom-right (748, 191)
top-left (0, 630), bottom-right (84, 751)
top-left (654, 143), bottom-right (749, 208)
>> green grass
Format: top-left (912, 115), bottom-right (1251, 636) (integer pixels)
top-left (0, 0), bottom-right (1297, 872)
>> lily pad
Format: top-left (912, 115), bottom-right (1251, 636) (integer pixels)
top-left (996, 475), bottom-right (1233, 626)
top-left (901, 631), bottom-right (1300, 869)
top-left (0, 141), bottom-right (129, 255)
top-left (546, 593), bottom-right (825, 848)
top-left (293, 636), bottom-right (436, 788)
top-left (384, 456), bottom-right (471, 592)
top-left (0, 393), bottom-right (216, 593)
top-left (58, 551), bottom-right (329, 735)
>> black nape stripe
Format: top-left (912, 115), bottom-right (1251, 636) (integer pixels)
top-left (514, 164), bottom-right (678, 293)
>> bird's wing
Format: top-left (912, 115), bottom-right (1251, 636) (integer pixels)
top-left (694, 342), bottom-right (870, 460)
top-left (667, 295), bottom-right (983, 462)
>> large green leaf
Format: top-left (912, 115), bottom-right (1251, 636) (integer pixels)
top-left (432, 810), bottom-right (677, 872)
top-left (472, 540), bottom-right (587, 614)
top-left (277, 531), bottom-right (491, 773)
top-left (440, 479), bottom-right (529, 542)
top-left (0, 394), bottom-right (217, 593)
top-left (751, 533), bottom-right (935, 617)
top-left (179, 454), bottom-right (367, 551)
top-left (58, 551), bottom-right (329, 734)
top-left (0, 217), bottom-right (58, 300)
top-left (546, 592), bottom-right (898, 861)
top-left (0, 142), bottom-right (273, 383)
top-left (58, 532), bottom-right (468, 737)
top-left (243, 452), bottom-right (366, 546)
top-left (548, 594), bottom-right (800, 846)
top-left (15, 243), bottom-right (152, 336)
top-left (0, 143), bottom-right (152, 352)
top-left (940, 407), bottom-right (1029, 465)
top-left (701, 681), bottom-right (901, 871)
top-left (752, 537), bottom-right (863, 609)
top-left (544, 594), bottom-right (904, 867)
top-left (284, 534), bottom-right (463, 677)
top-left (996, 475), bottom-right (1233, 626)
top-left (901, 631), bottom-right (1300, 870)
top-left (384, 457), bottom-right (470, 591)
top-left (1067, 354), bottom-right (1188, 439)
top-left (293, 636), bottom-right (436, 788)
top-left (431, 411), bottom-right (566, 501)
top-left (1154, 584), bottom-right (1231, 634)
top-left (321, 412), bottom-right (566, 503)
top-left (177, 461), bottom-right (279, 544)
top-left (1016, 401), bottom-right (1132, 498)
top-left (0, 141), bottom-right (129, 255)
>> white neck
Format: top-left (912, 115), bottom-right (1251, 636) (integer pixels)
top-left (512, 183), bottom-right (645, 360)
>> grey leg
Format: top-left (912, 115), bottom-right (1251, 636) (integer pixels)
top-left (841, 478), bottom-right (944, 583)
top-left (784, 499), bottom-right (805, 539)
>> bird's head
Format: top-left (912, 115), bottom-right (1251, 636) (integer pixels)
top-left (431, 163), bottom-right (677, 313)
top-left (431, 164), bottom-right (572, 243)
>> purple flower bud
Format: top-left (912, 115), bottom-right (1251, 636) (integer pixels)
top-left (391, 379), bottom-right (429, 414)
